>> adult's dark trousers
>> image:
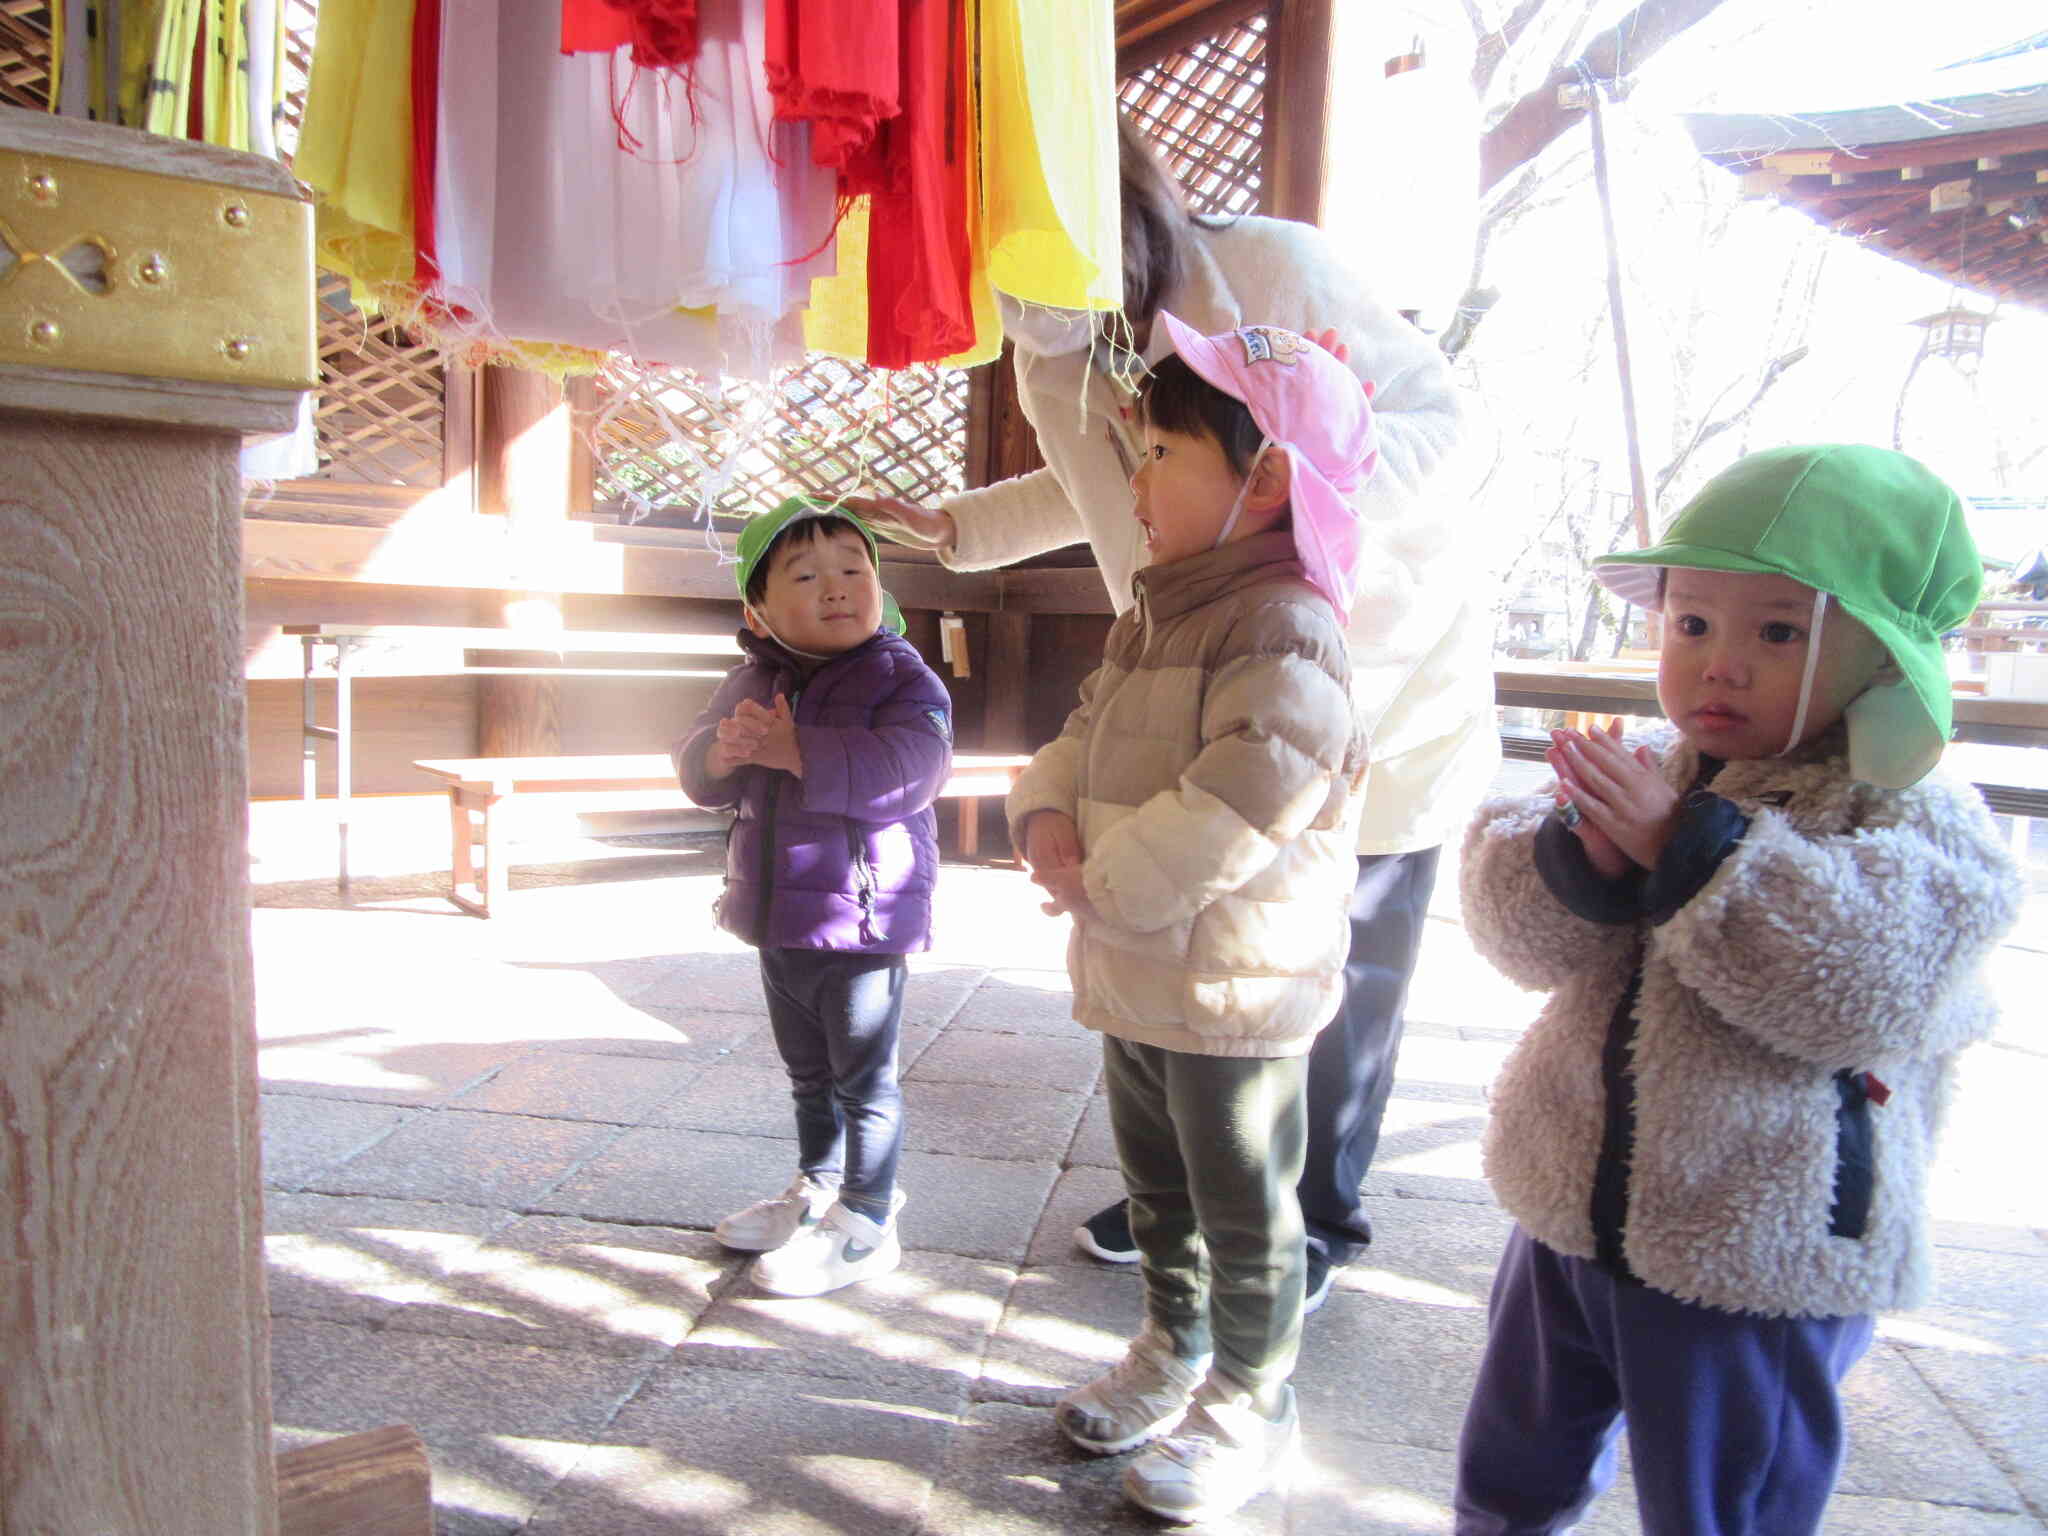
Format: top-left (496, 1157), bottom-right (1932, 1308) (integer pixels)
top-left (758, 947), bottom-right (906, 1222)
top-left (1300, 846), bottom-right (1440, 1263)
top-left (1454, 1226), bottom-right (1874, 1536)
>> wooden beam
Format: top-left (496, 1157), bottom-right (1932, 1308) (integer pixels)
top-left (241, 515), bottom-right (1023, 611)
top-left (1115, 0), bottom-right (1264, 77)
top-left (1261, 0), bottom-right (1336, 224)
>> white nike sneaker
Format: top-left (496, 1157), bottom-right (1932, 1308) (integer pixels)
top-left (1056, 1319), bottom-right (1212, 1455)
top-left (1122, 1377), bottom-right (1299, 1523)
top-left (750, 1196), bottom-right (903, 1297)
top-left (714, 1174), bottom-right (836, 1253)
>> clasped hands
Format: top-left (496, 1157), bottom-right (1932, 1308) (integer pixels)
top-left (711, 693), bottom-right (803, 778)
top-left (1547, 718), bottom-right (1680, 880)
top-left (1020, 809), bottom-right (1099, 924)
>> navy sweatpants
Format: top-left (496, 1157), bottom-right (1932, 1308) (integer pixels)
top-left (758, 947), bottom-right (906, 1222)
top-left (1301, 847), bottom-right (1439, 1262)
top-left (1455, 1227), bottom-right (1874, 1536)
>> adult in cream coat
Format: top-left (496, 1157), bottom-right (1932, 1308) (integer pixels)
top-left (854, 119), bottom-right (1498, 1293)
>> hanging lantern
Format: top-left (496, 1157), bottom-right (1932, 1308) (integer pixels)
top-left (1911, 305), bottom-right (1995, 374)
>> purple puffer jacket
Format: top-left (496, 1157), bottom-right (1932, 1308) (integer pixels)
top-left (673, 628), bottom-right (953, 953)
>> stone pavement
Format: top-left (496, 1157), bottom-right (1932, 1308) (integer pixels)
top-left (253, 802), bottom-right (2048, 1535)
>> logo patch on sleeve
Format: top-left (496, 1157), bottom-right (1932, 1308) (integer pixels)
top-left (924, 707), bottom-right (953, 741)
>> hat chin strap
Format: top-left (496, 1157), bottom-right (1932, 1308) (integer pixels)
top-left (745, 607), bottom-right (834, 664)
top-left (1212, 436), bottom-right (1273, 550)
top-left (1778, 588), bottom-right (1830, 756)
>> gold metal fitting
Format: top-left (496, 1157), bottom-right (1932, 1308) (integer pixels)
top-left (222, 202), bottom-right (250, 229)
top-left (29, 318), bottom-right (60, 346)
top-left (138, 254), bottom-right (168, 285)
top-left (222, 336), bottom-right (254, 361)
top-left (27, 171), bottom-right (57, 202)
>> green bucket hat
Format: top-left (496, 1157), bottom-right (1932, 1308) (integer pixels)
top-left (1593, 444), bottom-right (1981, 789)
top-left (734, 496), bottom-right (906, 638)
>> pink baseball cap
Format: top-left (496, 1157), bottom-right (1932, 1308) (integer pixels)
top-left (1156, 311), bottom-right (1379, 620)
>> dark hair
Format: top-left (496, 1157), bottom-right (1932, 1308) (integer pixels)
top-left (1118, 115), bottom-right (1191, 337)
top-left (1137, 353), bottom-right (1265, 478)
top-left (745, 516), bottom-right (859, 606)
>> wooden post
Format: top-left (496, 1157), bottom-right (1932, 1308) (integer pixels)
top-left (1262, 0), bottom-right (1337, 224)
top-left (475, 365), bottom-right (570, 757)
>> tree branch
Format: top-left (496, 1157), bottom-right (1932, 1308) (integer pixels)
top-left (1478, 0), bottom-right (1729, 193)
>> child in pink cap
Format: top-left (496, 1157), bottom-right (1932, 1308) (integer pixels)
top-left (1005, 316), bottom-right (1376, 1522)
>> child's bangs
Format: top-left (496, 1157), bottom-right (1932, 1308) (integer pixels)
top-left (1138, 354), bottom-right (1264, 476)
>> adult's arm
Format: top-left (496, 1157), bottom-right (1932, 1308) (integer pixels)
top-left (938, 465), bottom-right (1090, 572)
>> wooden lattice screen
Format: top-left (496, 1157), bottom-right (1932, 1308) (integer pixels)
top-left (1121, 15), bottom-right (1268, 217)
top-left (0, 3), bottom-right (52, 110)
top-left (587, 354), bottom-right (968, 526)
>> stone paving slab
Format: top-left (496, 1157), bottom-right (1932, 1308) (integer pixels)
top-left (395, 1215), bottom-right (731, 1360)
top-left (900, 1077), bottom-right (1089, 1164)
top-left (905, 1027), bottom-right (1102, 1096)
top-left (270, 1318), bottom-right (657, 1535)
top-left (451, 1048), bottom-right (707, 1124)
top-left (258, 1093), bottom-right (416, 1191)
top-left (536, 1126), bottom-right (788, 1229)
top-left (266, 1191), bottom-right (508, 1329)
top-left (679, 1250), bottom-right (1015, 1393)
top-left (306, 1107), bottom-right (628, 1207)
top-left (521, 1363), bottom-right (965, 1536)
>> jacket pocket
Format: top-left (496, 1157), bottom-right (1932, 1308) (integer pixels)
top-left (1828, 1069), bottom-right (1874, 1240)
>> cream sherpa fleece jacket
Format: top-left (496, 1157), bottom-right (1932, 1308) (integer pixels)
top-left (1007, 531), bottom-right (1368, 1058)
top-left (1461, 725), bottom-right (2023, 1319)
top-left (943, 215), bottom-right (1498, 855)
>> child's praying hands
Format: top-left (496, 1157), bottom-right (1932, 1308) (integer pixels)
top-left (1547, 719), bottom-right (1679, 874)
top-left (712, 694), bottom-right (803, 777)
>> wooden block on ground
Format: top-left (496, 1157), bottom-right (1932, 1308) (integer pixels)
top-left (276, 1425), bottom-right (432, 1536)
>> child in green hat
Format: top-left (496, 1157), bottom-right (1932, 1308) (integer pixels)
top-left (1452, 445), bottom-right (2024, 1535)
top-left (672, 497), bottom-right (952, 1297)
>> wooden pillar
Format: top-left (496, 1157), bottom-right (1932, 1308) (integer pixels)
top-left (1263, 0), bottom-right (1337, 224)
top-left (475, 365), bottom-right (572, 757)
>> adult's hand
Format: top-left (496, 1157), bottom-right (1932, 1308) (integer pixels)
top-left (845, 494), bottom-right (956, 552)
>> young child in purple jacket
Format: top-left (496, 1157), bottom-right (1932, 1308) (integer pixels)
top-left (673, 497), bottom-right (953, 1297)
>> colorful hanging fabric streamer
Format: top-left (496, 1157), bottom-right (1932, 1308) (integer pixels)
top-left (295, 0), bottom-right (419, 309)
top-left (431, 0), bottom-right (837, 377)
top-left (978, 0), bottom-right (1121, 314)
top-left (763, 0), bottom-right (898, 171)
top-left (560, 0), bottom-right (698, 66)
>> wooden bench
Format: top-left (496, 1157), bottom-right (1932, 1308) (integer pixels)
top-left (413, 751), bottom-right (1034, 917)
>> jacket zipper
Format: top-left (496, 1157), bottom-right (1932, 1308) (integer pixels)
top-left (752, 682), bottom-right (800, 943)
top-left (846, 826), bottom-right (880, 944)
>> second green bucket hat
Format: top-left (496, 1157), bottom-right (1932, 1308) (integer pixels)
top-left (1593, 444), bottom-right (1982, 789)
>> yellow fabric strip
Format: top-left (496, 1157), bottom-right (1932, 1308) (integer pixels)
top-left (295, 0), bottom-right (418, 306)
top-left (978, 0), bottom-right (1120, 314)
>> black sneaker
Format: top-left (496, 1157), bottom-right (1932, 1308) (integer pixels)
top-left (1074, 1200), bottom-right (1140, 1263)
top-left (1304, 1244), bottom-right (1335, 1315)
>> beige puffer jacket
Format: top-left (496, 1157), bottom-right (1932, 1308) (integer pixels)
top-left (1007, 531), bottom-right (1368, 1058)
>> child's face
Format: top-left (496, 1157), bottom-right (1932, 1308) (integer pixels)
top-left (1129, 423), bottom-right (1284, 568)
top-left (1657, 568), bottom-right (1889, 761)
top-left (745, 523), bottom-right (883, 656)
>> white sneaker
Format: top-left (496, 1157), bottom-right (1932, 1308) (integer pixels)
top-left (1122, 1378), bottom-right (1299, 1523)
top-left (750, 1196), bottom-right (902, 1297)
top-left (1056, 1320), bottom-right (1213, 1456)
top-left (714, 1174), bottom-right (835, 1253)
